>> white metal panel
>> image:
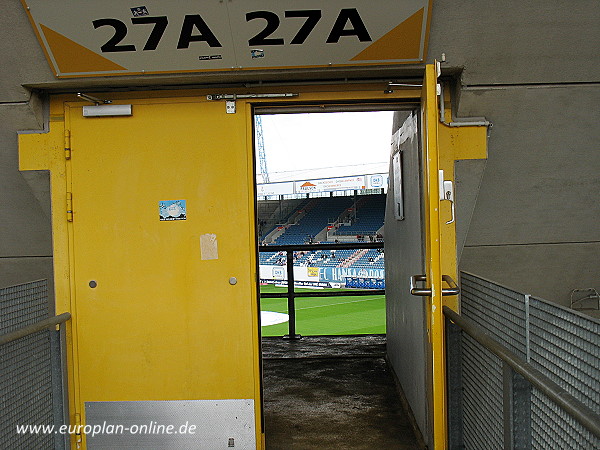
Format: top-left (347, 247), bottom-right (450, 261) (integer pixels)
top-left (85, 399), bottom-right (256, 449)
top-left (23, 0), bottom-right (431, 77)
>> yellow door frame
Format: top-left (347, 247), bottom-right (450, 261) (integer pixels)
top-left (421, 62), bottom-right (488, 448)
top-left (19, 67), bottom-right (486, 449)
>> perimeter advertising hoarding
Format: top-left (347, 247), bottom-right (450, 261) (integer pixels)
top-left (259, 264), bottom-right (385, 285)
top-left (23, 0), bottom-right (432, 77)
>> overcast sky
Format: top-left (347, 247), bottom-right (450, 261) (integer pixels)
top-left (256, 111), bottom-right (394, 183)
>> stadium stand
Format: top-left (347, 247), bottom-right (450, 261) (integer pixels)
top-left (332, 194), bottom-right (386, 239)
top-left (270, 196), bottom-right (354, 246)
top-left (259, 194), bottom-right (386, 270)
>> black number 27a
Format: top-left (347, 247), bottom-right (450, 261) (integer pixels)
top-left (247, 10), bottom-right (321, 46)
top-left (93, 17), bottom-right (168, 52)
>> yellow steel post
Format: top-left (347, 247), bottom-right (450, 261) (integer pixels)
top-left (421, 63), bottom-right (447, 449)
top-left (422, 63), bottom-right (489, 448)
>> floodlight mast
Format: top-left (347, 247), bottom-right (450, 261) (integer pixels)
top-left (255, 115), bottom-right (270, 184)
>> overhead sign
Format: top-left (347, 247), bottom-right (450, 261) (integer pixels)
top-left (23, 0), bottom-right (432, 78)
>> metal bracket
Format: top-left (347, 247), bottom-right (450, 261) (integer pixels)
top-left (77, 93), bottom-right (111, 105)
top-left (439, 170), bottom-right (455, 224)
top-left (438, 82), bottom-right (491, 128)
top-left (226, 101), bottom-right (236, 114)
top-left (207, 93), bottom-right (299, 114)
top-left (384, 82), bottom-right (422, 94)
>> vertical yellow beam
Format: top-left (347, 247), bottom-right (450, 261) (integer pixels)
top-left (421, 63), bottom-right (447, 449)
top-left (245, 103), bottom-right (265, 449)
top-left (19, 98), bottom-right (83, 449)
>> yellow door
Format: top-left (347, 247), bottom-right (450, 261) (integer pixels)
top-left (388, 65), bottom-right (454, 448)
top-left (66, 97), bottom-right (261, 448)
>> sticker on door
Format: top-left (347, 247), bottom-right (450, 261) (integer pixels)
top-left (159, 200), bottom-right (187, 221)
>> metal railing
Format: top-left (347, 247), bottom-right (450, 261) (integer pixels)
top-left (0, 312), bottom-right (71, 346)
top-left (445, 307), bottom-right (600, 439)
top-left (446, 272), bottom-right (600, 449)
top-left (0, 280), bottom-right (71, 450)
top-left (258, 242), bottom-right (384, 338)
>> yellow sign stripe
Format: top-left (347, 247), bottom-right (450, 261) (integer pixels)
top-left (40, 24), bottom-right (126, 74)
top-left (351, 8), bottom-right (424, 61)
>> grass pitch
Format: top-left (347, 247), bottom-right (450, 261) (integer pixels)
top-left (260, 285), bottom-right (385, 336)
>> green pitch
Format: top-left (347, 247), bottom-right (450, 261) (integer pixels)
top-left (260, 285), bottom-right (386, 336)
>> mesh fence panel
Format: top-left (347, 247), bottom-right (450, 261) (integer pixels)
top-left (531, 388), bottom-right (597, 449)
top-left (456, 273), bottom-right (600, 449)
top-left (460, 273), bottom-right (527, 358)
top-left (460, 273), bottom-right (527, 449)
top-left (461, 334), bottom-right (504, 450)
top-left (528, 297), bottom-right (600, 449)
top-left (0, 280), bottom-right (55, 449)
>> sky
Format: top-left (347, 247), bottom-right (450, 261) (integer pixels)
top-left (255, 111), bottom-right (394, 184)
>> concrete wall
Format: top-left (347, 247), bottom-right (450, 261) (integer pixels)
top-left (425, 0), bottom-right (600, 307)
top-left (1, 0), bottom-right (599, 307)
top-left (0, 2), bottom-right (52, 289)
top-left (456, 86), bottom-right (600, 304)
top-left (0, 98), bottom-right (53, 291)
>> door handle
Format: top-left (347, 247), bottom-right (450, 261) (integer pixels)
top-left (410, 274), bottom-right (460, 296)
top-left (410, 275), bottom-right (430, 296)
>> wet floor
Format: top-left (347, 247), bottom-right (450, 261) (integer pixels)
top-left (262, 335), bottom-right (424, 450)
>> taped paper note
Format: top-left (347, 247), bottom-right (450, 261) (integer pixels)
top-left (200, 234), bottom-right (218, 260)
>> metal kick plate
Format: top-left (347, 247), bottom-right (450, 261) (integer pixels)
top-left (85, 399), bottom-right (255, 449)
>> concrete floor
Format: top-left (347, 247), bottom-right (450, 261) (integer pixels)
top-left (261, 335), bottom-right (424, 450)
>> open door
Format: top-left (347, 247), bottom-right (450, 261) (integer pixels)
top-left (386, 63), bottom-right (463, 449)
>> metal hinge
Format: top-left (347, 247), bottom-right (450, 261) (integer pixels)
top-left (64, 129), bottom-right (71, 160)
top-left (74, 412), bottom-right (83, 446)
top-left (207, 93), bottom-right (298, 113)
top-left (66, 192), bottom-right (73, 222)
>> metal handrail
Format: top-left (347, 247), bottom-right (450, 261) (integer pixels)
top-left (443, 306), bottom-right (600, 438)
top-left (258, 242), bottom-right (383, 252)
top-left (0, 312), bottom-right (71, 346)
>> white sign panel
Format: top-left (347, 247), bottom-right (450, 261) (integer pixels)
top-left (295, 175), bottom-right (366, 193)
top-left (256, 181), bottom-right (295, 197)
top-left (366, 174), bottom-right (388, 190)
top-left (259, 265), bottom-right (319, 283)
top-left (23, 0), bottom-right (432, 77)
